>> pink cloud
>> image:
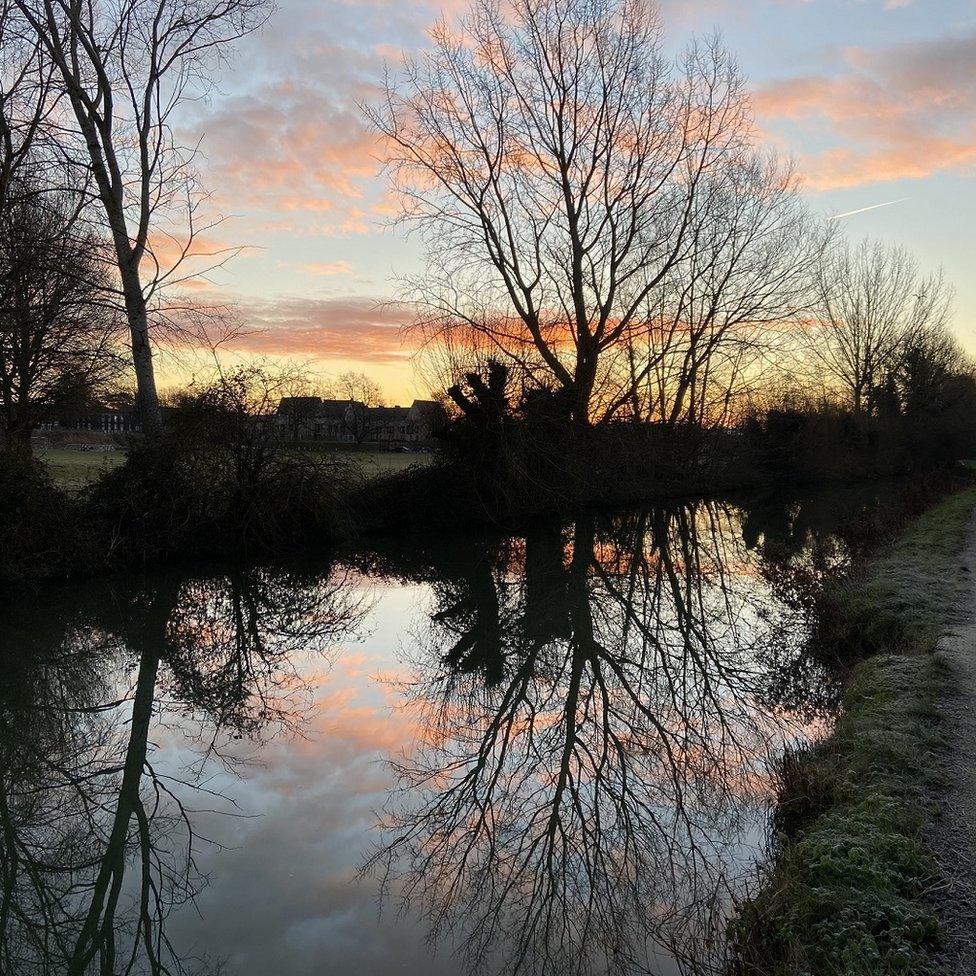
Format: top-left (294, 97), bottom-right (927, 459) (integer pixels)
top-left (303, 261), bottom-right (354, 276)
top-left (217, 295), bottom-right (416, 362)
top-left (755, 28), bottom-right (976, 189)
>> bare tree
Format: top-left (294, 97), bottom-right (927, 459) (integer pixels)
top-left (806, 239), bottom-right (952, 414)
top-left (14, 0), bottom-right (272, 433)
top-left (0, 0), bottom-right (52, 206)
top-left (0, 188), bottom-right (122, 447)
top-left (332, 370), bottom-right (384, 443)
top-left (370, 0), bottom-right (813, 425)
top-left (364, 504), bottom-right (815, 975)
top-left (612, 157), bottom-right (829, 428)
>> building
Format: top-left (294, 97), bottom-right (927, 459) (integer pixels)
top-left (39, 402), bottom-right (163, 434)
top-left (275, 397), bottom-right (361, 441)
top-left (274, 397), bottom-right (445, 444)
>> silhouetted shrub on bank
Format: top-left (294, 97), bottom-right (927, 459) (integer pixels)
top-left (356, 402), bottom-right (974, 535)
top-left (354, 423), bottom-right (716, 530)
top-left (362, 362), bottom-right (753, 529)
top-left (0, 449), bottom-right (89, 579)
top-left (741, 389), bottom-right (976, 486)
top-left (88, 369), bottom-right (354, 561)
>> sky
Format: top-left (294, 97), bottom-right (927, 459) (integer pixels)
top-left (176, 0), bottom-right (976, 404)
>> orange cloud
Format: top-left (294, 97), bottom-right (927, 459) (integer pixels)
top-left (755, 28), bottom-right (976, 190)
top-left (217, 296), bottom-right (416, 362)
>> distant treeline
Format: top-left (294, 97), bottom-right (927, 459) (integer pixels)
top-left (3, 361), bottom-right (975, 583)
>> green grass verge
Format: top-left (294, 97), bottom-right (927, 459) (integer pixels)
top-left (729, 486), bottom-right (976, 976)
top-left (36, 447), bottom-right (126, 492)
top-left (36, 445), bottom-right (426, 491)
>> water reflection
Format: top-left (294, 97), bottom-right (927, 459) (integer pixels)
top-left (0, 566), bottom-right (366, 974)
top-left (0, 489), bottom-right (876, 975)
top-left (360, 505), bottom-right (823, 976)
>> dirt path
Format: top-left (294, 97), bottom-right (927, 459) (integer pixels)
top-left (930, 510), bottom-right (976, 970)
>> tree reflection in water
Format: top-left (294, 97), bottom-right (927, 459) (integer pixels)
top-left (0, 490), bottom-right (870, 976)
top-left (0, 565), bottom-right (367, 974)
top-left (363, 503), bottom-right (831, 976)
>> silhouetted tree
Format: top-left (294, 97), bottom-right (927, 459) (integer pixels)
top-left (371, 0), bottom-right (822, 424)
top-left (0, 189), bottom-right (121, 447)
top-left (807, 240), bottom-right (952, 414)
top-left (15, 0), bottom-right (272, 432)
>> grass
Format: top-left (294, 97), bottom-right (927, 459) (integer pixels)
top-left (835, 488), bottom-right (976, 653)
top-left (36, 447), bottom-right (125, 492)
top-left (35, 444), bottom-right (426, 491)
top-left (729, 485), bottom-right (976, 976)
top-left (338, 450), bottom-right (430, 478)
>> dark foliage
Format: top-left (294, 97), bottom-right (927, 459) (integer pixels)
top-left (87, 370), bottom-right (354, 562)
top-left (742, 376), bottom-right (976, 485)
top-left (0, 448), bottom-right (90, 580)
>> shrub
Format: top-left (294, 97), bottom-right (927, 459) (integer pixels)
top-left (87, 368), bottom-right (355, 560)
top-left (0, 448), bottom-right (89, 580)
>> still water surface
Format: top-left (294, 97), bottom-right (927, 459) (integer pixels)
top-left (0, 489), bottom-right (878, 975)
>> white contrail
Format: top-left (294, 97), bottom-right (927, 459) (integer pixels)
top-left (827, 198), bottom-right (908, 221)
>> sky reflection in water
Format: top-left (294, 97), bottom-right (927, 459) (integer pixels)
top-left (0, 491), bottom-right (865, 975)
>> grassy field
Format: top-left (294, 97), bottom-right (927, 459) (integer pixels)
top-left (36, 448), bottom-right (125, 492)
top-left (36, 445), bottom-right (427, 491)
top-left (730, 486), bottom-right (976, 976)
top-left (336, 450), bottom-right (430, 478)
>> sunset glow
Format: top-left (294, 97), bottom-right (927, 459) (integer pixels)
top-left (179, 0), bottom-right (976, 402)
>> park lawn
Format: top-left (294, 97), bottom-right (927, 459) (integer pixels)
top-left (37, 447), bottom-right (126, 492)
top-left (344, 450), bottom-right (431, 477)
top-left (37, 444), bottom-right (428, 492)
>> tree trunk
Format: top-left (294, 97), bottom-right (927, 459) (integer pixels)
top-left (68, 645), bottom-right (160, 975)
top-left (572, 352), bottom-right (597, 426)
top-left (119, 261), bottom-right (161, 436)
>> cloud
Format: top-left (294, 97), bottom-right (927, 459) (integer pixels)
top-left (303, 261), bottom-right (354, 276)
top-left (754, 28), bottom-right (976, 189)
top-left (218, 296), bottom-right (416, 362)
top-left (185, 0), bottom-right (424, 240)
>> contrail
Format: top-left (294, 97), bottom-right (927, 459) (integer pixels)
top-left (827, 198), bottom-right (908, 221)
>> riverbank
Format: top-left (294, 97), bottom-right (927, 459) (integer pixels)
top-left (730, 486), bottom-right (976, 974)
top-left (4, 406), bottom-right (974, 588)
top-left (928, 510), bottom-right (976, 973)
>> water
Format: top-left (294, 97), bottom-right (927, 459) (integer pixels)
top-left (0, 489), bottom-right (876, 975)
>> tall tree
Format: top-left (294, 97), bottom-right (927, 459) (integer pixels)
top-left (371, 0), bottom-right (813, 424)
top-left (808, 239), bottom-right (952, 413)
top-left (0, 0), bottom-right (51, 205)
top-left (0, 190), bottom-right (120, 446)
top-left (15, 0), bottom-right (271, 433)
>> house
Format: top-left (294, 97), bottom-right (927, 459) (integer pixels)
top-left (365, 405), bottom-right (411, 442)
top-left (406, 399), bottom-right (447, 438)
top-left (274, 397), bottom-right (446, 444)
top-left (358, 400), bottom-right (446, 443)
top-left (40, 401), bottom-right (167, 433)
top-left (276, 397), bottom-right (362, 442)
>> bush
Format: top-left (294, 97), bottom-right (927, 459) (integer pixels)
top-left (740, 397), bottom-right (976, 486)
top-left (0, 448), bottom-right (89, 580)
top-left (87, 369), bottom-right (355, 560)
